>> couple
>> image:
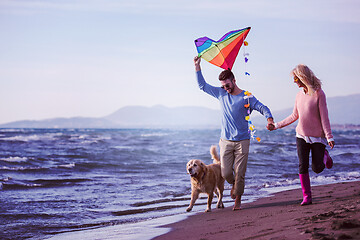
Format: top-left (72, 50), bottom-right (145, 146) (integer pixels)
top-left (194, 56), bottom-right (335, 211)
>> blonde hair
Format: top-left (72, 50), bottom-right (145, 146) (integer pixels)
top-left (292, 64), bottom-right (322, 94)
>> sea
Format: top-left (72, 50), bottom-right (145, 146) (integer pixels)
top-left (0, 127), bottom-right (359, 240)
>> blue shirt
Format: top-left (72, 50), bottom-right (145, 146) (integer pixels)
top-left (197, 71), bottom-right (273, 141)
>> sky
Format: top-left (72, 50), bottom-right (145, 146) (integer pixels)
top-left (1, 0), bottom-right (360, 124)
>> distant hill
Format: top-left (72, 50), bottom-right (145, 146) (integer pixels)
top-left (0, 94), bottom-right (359, 128)
top-left (0, 106), bottom-right (221, 128)
top-left (0, 117), bottom-right (116, 129)
top-left (104, 105), bottom-right (220, 128)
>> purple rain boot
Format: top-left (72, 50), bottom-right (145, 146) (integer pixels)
top-left (299, 173), bottom-right (312, 206)
top-left (324, 149), bottom-right (333, 169)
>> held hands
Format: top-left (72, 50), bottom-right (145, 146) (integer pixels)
top-left (266, 118), bottom-right (276, 131)
top-left (267, 123), bottom-right (276, 131)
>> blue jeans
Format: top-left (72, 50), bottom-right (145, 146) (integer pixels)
top-left (296, 137), bottom-right (325, 174)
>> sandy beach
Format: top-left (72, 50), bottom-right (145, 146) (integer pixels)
top-left (153, 181), bottom-right (360, 240)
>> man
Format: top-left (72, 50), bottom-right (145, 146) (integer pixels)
top-left (194, 56), bottom-right (274, 210)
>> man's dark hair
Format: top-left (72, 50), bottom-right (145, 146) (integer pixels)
top-left (218, 69), bottom-right (234, 81)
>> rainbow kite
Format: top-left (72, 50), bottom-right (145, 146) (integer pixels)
top-left (194, 27), bottom-right (251, 70)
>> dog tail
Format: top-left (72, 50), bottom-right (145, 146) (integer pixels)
top-left (210, 145), bottom-right (220, 163)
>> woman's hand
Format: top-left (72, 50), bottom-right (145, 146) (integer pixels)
top-left (328, 141), bottom-right (335, 149)
top-left (266, 118), bottom-right (276, 131)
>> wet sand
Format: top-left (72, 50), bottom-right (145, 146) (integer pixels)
top-left (153, 181), bottom-right (360, 240)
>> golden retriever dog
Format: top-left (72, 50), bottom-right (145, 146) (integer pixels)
top-left (186, 145), bottom-right (225, 212)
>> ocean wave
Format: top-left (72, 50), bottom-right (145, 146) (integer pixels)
top-left (130, 197), bottom-right (190, 207)
top-left (58, 163), bottom-right (76, 168)
top-left (311, 171), bottom-right (360, 183)
top-left (0, 163), bottom-right (75, 172)
top-left (0, 156), bottom-right (28, 163)
top-left (78, 138), bottom-right (110, 145)
top-left (111, 196), bottom-right (233, 218)
top-left (1, 177), bottom-right (90, 190)
top-left (257, 173), bottom-right (360, 191)
top-left (112, 204), bottom-right (188, 217)
top-left (140, 132), bottom-right (171, 137)
top-left (109, 147), bottom-right (168, 157)
top-left (0, 132), bottom-right (62, 142)
top-left (259, 178), bottom-right (300, 189)
top-left (0, 128), bottom-right (26, 132)
top-left (111, 146), bottom-right (134, 150)
top-left (336, 152), bottom-right (358, 159)
top-left (0, 212), bottom-right (61, 221)
top-left (0, 130), bottom-right (111, 145)
top-left (0, 166), bottom-right (48, 171)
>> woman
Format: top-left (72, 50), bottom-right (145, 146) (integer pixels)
top-left (271, 64), bottom-right (335, 206)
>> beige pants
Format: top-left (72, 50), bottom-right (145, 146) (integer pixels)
top-left (219, 138), bottom-right (250, 196)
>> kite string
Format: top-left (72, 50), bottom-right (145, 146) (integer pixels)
top-left (243, 35), bottom-right (250, 77)
top-left (243, 40), bottom-right (260, 142)
top-left (243, 34), bottom-right (247, 76)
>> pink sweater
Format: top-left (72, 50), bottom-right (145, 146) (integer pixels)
top-left (277, 89), bottom-right (333, 140)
